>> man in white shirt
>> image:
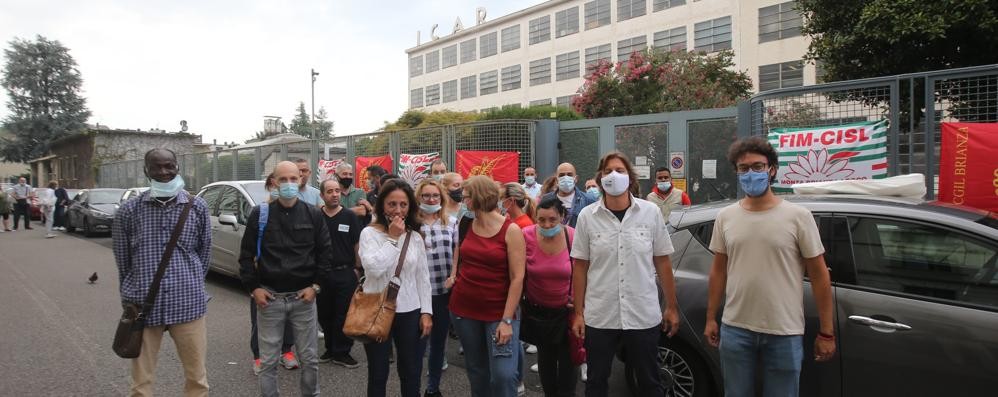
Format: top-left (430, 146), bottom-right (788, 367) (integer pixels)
top-left (521, 167), bottom-right (541, 200)
top-left (10, 177), bottom-right (33, 230)
top-left (570, 152), bottom-right (680, 397)
top-left (703, 136), bottom-right (835, 397)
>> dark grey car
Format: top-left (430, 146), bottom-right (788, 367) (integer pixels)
top-left (634, 195), bottom-right (998, 396)
top-left (65, 188), bottom-right (125, 237)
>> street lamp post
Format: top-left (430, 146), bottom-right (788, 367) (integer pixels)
top-left (311, 68), bottom-right (319, 140)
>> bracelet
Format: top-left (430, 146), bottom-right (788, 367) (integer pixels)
top-left (817, 332), bottom-right (835, 340)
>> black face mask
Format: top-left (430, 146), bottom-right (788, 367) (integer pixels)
top-left (339, 177), bottom-right (353, 189)
top-left (448, 188), bottom-right (463, 203)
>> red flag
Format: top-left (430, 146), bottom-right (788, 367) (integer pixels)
top-left (938, 122), bottom-right (998, 212)
top-left (456, 150), bottom-right (520, 183)
top-left (355, 154), bottom-right (394, 193)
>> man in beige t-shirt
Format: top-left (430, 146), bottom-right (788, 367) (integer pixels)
top-left (703, 136), bottom-right (836, 397)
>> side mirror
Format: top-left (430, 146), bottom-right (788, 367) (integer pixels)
top-left (218, 214), bottom-right (240, 231)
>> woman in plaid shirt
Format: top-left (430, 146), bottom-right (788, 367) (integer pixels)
top-left (415, 179), bottom-right (458, 397)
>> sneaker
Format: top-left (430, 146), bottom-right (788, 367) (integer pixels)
top-left (530, 363), bottom-right (539, 373)
top-left (517, 383), bottom-right (526, 396)
top-left (332, 353), bottom-right (361, 369)
top-left (580, 363), bottom-right (588, 383)
top-left (281, 352), bottom-right (300, 370)
top-left (525, 343), bottom-right (537, 354)
top-left (253, 358), bottom-right (262, 376)
top-left (318, 330), bottom-right (325, 339)
top-left (45, 233), bottom-right (55, 238)
top-left (441, 358), bottom-right (448, 371)
top-left (318, 351), bottom-right (334, 363)
top-left (459, 346), bottom-right (464, 355)
top-left (424, 391), bottom-right (443, 397)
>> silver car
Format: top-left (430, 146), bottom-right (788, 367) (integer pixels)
top-left (635, 195), bottom-right (998, 397)
top-left (196, 181), bottom-right (269, 277)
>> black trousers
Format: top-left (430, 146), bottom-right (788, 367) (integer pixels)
top-left (584, 325), bottom-right (662, 397)
top-left (53, 205), bottom-right (65, 227)
top-left (317, 267), bottom-right (357, 355)
top-left (536, 335), bottom-right (577, 397)
top-left (13, 200), bottom-right (29, 229)
top-left (364, 310), bottom-right (426, 397)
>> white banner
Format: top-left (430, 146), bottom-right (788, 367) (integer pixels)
top-left (768, 120), bottom-right (888, 193)
top-left (398, 152), bottom-right (440, 185)
top-left (317, 158), bottom-right (344, 182)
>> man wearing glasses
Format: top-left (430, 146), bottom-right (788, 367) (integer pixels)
top-left (703, 136), bottom-right (836, 396)
top-left (540, 162), bottom-right (596, 227)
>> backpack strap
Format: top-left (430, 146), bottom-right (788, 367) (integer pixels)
top-left (256, 203), bottom-right (269, 259)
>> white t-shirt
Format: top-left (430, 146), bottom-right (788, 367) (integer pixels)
top-left (36, 188), bottom-right (55, 206)
top-left (558, 191), bottom-right (575, 209)
top-left (358, 228), bottom-right (433, 314)
top-left (709, 200), bottom-right (824, 335)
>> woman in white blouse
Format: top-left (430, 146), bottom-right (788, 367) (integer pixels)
top-left (359, 179), bottom-right (433, 397)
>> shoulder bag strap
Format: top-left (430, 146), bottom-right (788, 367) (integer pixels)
top-left (385, 231), bottom-right (413, 302)
top-left (140, 195), bottom-right (195, 318)
top-left (565, 227), bottom-right (574, 304)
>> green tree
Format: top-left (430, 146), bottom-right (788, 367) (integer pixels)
top-left (479, 104), bottom-right (583, 121)
top-left (313, 107), bottom-right (334, 138)
top-left (288, 102), bottom-right (312, 138)
top-left (1, 35), bottom-right (91, 162)
top-left (383, 109), bottom-right (480, 131)
top-left (573, 49), bottom-right (752, 118)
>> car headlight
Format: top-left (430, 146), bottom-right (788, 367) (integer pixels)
top-left (92, 210), bottom-right (113, 218)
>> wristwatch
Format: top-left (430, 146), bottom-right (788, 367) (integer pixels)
top-left (501, 318), bottom-right (513, 325)
top-left (311, 284), bottom-right (321, 294)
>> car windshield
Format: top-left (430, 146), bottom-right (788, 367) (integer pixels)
top-left (89, 190), bottom-right (124, 204)
top-left (242, 182), bottom-right (268, 206)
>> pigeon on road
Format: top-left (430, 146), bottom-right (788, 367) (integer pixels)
top-left (88, 272), bottom-right (98, 284)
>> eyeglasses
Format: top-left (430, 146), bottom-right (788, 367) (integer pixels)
top-left (420, 193), bottom-right (441, 201)
top-left (736, 162), bottom-right (770, 173)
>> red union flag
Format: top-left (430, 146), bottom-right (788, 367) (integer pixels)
top-left (355, 154), bottom-right (394, 193)
top-left (399, 152), bottom-right (440, 186)
top-left (939, 122), bottom-right (998, 212)
top-left (456, 150), bottom-right (520, 183)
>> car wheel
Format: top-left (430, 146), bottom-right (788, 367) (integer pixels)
top-left (83, 218), bottom-right (94, 237)
top-left (626, 339), bottom-right (712, 397)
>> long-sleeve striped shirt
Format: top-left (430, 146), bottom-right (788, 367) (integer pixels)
top-left (112, 191), bottom-right (212, 327)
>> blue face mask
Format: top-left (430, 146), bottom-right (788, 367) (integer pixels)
top-left (524, 176), bottom-right (536, 185)
top-left (558, 176), bottom-right (575, 193)
top-left (420, 203), bottom-right (441, 214)
top-left (586, 187), bottom-right (601, 198)
top-left (149, 175), bottom-right (185, 198)
top-left (278, 182), bottom-right (299, 199)
top-left (461, 203), bottom-right (475, 219)
top-left (538, 223), bottom-right (562, 238)
top-left (738, 170), bottom-right (771, 197)
top-left (657, 181), bottom-right (672, 192)
top-left (269, 189), bottom-right (279, 199)
top-left (433, 174), bottom-right (443, 181)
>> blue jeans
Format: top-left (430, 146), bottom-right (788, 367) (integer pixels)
top-left (451, 314), bottom-right (521, 397)
top-left (364, 310), bottom-right (426, 397)
top-left (250, 298), bottom-right (294, 358)
top-left (719, 324), bottom-right (803, 397)
top-left (257, 293), bottom-right (320, 397)
top-left (425, 293), bottom-right (451, 393)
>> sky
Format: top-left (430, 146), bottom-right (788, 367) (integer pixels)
top-left (0, 0), bottom-right (541, 145)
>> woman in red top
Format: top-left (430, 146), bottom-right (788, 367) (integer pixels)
top-left (500, 182), bottom-right (536, 229)
top-left (446, 176), bottom-right (526, 397)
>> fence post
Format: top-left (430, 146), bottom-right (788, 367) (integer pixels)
top-left (736, 100), bottom-right (752, 138)
top-left (924, 77), bottom-right (937, 199)
top-left (254, 148), bottom-right (262, 180)
top-left (889, 80), bottom-right (900, 177)
top-left (212, 151), bottom-right (219, 183)
top-left (534, 120), bottom-right (560, 177)
top-left (231, 149), bottom-right (238, 181)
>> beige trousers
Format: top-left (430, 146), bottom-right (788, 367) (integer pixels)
top-left (129, 316), bottom-right (209, 397)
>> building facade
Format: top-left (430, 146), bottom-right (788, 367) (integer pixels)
top-left (406, 0), bottom-right (813, 112)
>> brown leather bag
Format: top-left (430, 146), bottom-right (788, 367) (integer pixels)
top-left (343, 231), bottom-right (413, 344)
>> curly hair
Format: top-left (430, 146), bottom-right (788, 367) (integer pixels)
top-left (727, 136), bottom-right (779, 182)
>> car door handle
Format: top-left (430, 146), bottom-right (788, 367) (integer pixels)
top-left (848, 315), bottom-right (912, 331)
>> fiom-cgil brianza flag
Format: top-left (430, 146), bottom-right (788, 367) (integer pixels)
top-left (767, 120), bottom-right (888, 193)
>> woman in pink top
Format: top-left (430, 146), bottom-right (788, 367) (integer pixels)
top-left (522, 196), bottom-right (577, 397)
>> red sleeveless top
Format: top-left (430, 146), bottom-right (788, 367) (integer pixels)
top-left (450, 218), bottom-right (513, 322)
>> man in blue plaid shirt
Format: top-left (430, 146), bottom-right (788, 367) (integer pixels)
top-left (113, 149), bottom-right (212, 397)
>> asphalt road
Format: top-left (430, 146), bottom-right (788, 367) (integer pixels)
top-left (0, 224), bottom-right (631, 396)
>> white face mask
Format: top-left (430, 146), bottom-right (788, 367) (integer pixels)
top-left (600, 171), bottom-right (630, 197)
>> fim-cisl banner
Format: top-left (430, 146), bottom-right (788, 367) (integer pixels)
top-left (768, 120), bottom-right (888, 193)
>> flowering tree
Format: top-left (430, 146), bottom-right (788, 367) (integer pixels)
top-left (572, 49), bottom-right (753, 118)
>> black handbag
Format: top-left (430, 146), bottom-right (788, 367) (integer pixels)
top-left (519, 228), bottom-right (572, 346)
top-left (112, 197), bottom-right (194, 359)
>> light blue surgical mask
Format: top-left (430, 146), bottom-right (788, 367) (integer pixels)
top-left (433, 174), bottom-right (443, 181)
top-left (149, 175), bottom-right (185, 198)
top-left (738, 170), bottom-right (770, 197)
top-left (538, 224), bottom-right (562, 238)
top-left (499, 199), bottom-right (508, 216)
top-left (557, 176), bottom-right (575, 193)
top-left (420, 203), bottom-right (441, 214)
top-left (586, 187), bottom-right (601, 199)
top-left (278, 182), bottom-right (299, 199)
top-left (269, 189), bottom-right (279, 199)
top-left (657, 181), bottom-right (672, 192)
top-left (461, 203), bottom-right (475, 219)
top-left (524, 176), bottom-right (536, 185)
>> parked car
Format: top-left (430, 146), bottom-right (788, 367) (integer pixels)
top-left (120, 187), bottom-right (149, 203)
top-left (629, 195), bottom-right (998, 397)
top-left (65, 188), bottom-right (125, 237)
top-left (195, 180), bottom-right (269, 277)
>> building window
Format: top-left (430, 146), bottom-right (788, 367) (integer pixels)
top-left (461, 75), bottom-right (477, 99)
top-left (501, 25), bottom-right (521, 52)
top-left (759, 61), bottom-right (804, 91)
top-left (759, 2), bottom-right (802, 43)
top-left (555, 7), bottom-right (579, 38)
top-left (556, 51), bottom-right (581, 81)
top-left (653, 27), bottom-right (687, 51)
top-left (480, 32), bottom-right (498, 58)
top-left (410, 88), bottom-right (423, 108)
top-left (584, 0), bottom-right (611, 30)
top-left (528, 16), bottom-right (551, 45)
top-left (617, 35), bottom-right (647, 61)
top-left (441, 45), bottom-right (457, 68)
top-left (617, 0), bottom-right (646, 22)
top-left (529, 58), bottom-right (552, 86)
top-left (694, 16), bottom-right (732, 53)
top-left (530, 99), bottom-right (552, 107)
top-left (501, 65), bottom-right (521, 91)
top-left (480, 70), bottom-right (499, 95)
top-left (425, 50), bottom-right (439, 73)
top-left (425, 84), bottom-right (440, 105)
top-left (442, 80), bottom-right (458, 103)
top-left (585, 44), bottom-right (612, 72)
top-left (653, 0), bottom-right (685, 12)
top-left (556, 95), bottom-right (577, 108)
top-left (460, 39), bottom-right (477, 63)
top-left (409, 56), bottom-right (423, 77)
